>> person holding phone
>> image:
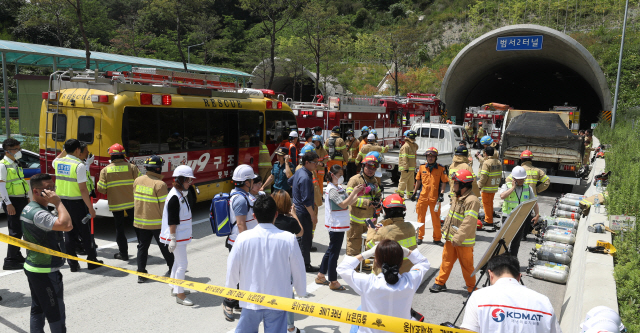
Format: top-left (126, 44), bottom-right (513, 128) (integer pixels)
top-left (316, 165), bottom-right (363, 291)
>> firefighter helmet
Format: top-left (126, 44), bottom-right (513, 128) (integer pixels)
top-left (107, 143), bottom-right (126, 156)
top-left (405, 130), bottom-right (417, 140)
top-left (425, 147), bottom-right (438, 156)
top-left (299, 144), bottom-right (315, 156)
top-left (362, 154), bottom-right (380, 166)
top-left (520, 150), bottom-right (534, 159)
top-left (452, 169), bottom-right (474, 183)
top-left (370, 129), bottom-right (377, 136)
top-left (312, 135), bottom-right (323, 142)
top-left (345, 129), bottom-right (354, 136)
top-left (143, 155), bottom-right (165, 168)
top-left (332, 126), bottom-right (340, 133)
top-left (382, 194), bottom-right (406, 209)
top-left (455, 145), bottom-right (469, 156)
top-left (480, 136), bottom-right (493, 146)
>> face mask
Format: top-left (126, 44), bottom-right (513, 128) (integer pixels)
top-left (338, 176), bottom-right (344, 184)
top-left (12, 151), bottom-right (22, 159)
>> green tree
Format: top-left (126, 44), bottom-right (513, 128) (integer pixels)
top-left (14, 0), bottom-right (72, 47)
top-left (239, 0), bottom-right (303, 89)
top-left (64, 0), bottom-right (92, 69)
top-left (375, 20), bottom-right (422, 95)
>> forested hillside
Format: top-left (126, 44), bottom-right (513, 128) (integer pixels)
top-left (0, 0), bottom-right (638, 112)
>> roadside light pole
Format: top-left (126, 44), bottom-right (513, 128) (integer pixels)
top-left (611, 0), bottom-right (630, 130)
top-left (187, 42), bottom-right (205, 64)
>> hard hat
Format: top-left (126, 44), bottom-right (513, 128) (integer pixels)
top-left (581, 306), bottom-right (625, 332)
top-left (312, 135), bottom-right (323, 142)
top-left (454, 146), bottom-right (469, 156)
top-left (367, 133), bottom-right (376, 141)
top-left (299, 144), bottom-right (315, 156)
top-left (173, 165), bottom-right (196, 178)
top-left (425, 147), bottom-right (438, 156)
top-left (289, 131), bottom-right (298, 138)
top-left (511, 166), bottom-right (527, 179)
top-left (361, 126), bottom-right (370, 132)
top-left (313, 126), bottom-right (322, 132)
top-left (480, 135), bottom-right (493, 145)
top-left (345, 129), bottom-right (354, 136)
top-left (107, 143), bottom-right (126, 156)
top-left (452, 169), bottom-right (474, 183)
top-left (232, 164), bottom-right (257, 182)
top-left (478, 122), bottom-right (483, 125)
top-left (362, 154), bottom-right (380, 166)
top-left (406, 130), bottom-right (417, 140)
top-left (382, 194), bottom-right (406, 209)
top-left (143, 155), bottom-right (164, 168)
top-left (403, 130), bottom-right (410, 137)
top-left (370, 129), bottom-right (377, 135)
top-left (477, 220), bottom-right (483, 230)
top-left (520, 150), bottom-right (534, 159)
top-left (332, 126), bottom-right (340, 133)
top-left (580, 317), bottom-right (620, 333)
top-left (366, 151), bottom-right (381, 162)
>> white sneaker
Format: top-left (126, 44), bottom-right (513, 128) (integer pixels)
top-left (176, 296), bottom-right (194, 306)
top-left (171, 289), bottom-right (191, 297)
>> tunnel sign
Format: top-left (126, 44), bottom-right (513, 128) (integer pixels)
top-left (496, 35), bottom-right (543, 51)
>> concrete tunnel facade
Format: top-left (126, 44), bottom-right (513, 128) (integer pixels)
top-left (441, 24), bottom-right (611, 128)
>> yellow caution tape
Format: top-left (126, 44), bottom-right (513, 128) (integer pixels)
top-left (0, 233), bottom-right (465, 333)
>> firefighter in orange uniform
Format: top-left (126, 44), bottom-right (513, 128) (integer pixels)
top-left (449, 146), bottom-right (480, 202)
top-left (429, 169), bottom-right (480, 295)
top-left (412, 147), bottom-right (448, 245)
top-left (476, 146), bottom-right (501, 228)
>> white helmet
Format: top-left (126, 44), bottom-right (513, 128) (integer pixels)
top-left (580, 317), bottom-right (620, 333)
top-left (173, 165), bottom-right (195, 178)
top-left (581, 306), bottom-right (625, 332)
top-left (511, 166), bottom-right (527, 180)
top-left (583, 329), bottom-right (614, 333)
top-left (289, 131), bottom-right (298, 138)
top-left (232, 164), bottom-right (257, 182)
top-left (367, 133), bottom-right (376, 141)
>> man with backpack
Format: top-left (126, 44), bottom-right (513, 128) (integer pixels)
top-left (324, 126), bottom-right (347, 172)
top-left (223, 164), bottom-right (258, 321)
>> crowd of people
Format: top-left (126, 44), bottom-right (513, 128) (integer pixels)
top-left (0, 126), bottom-right (625, 333)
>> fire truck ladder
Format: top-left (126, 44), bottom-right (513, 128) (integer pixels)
top-left (44, 70), bottom-right (69, 174)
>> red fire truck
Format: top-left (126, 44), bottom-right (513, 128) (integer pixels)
top-left (463, 102), bottom-right (511, 147)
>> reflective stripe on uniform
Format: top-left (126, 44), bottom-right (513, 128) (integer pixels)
top-left (109, 202), bottom-right (134, 210)
top-left (397, 236), bottom-right (417, 248)
top-left (350, 215), bottom-right (366, 224)
top-left (134, 193), bottom-right (165, 203)
top-left (134, 217), bottom-right (162, 225)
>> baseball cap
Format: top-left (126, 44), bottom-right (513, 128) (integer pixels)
top-left (275, 147), bottom-right (288, 156)
top-left (173, 165), bottom-right (196, 178)
top-left (232, 164), bottom-right (258, 182)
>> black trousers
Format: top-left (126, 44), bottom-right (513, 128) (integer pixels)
top-left (112, 209), bottom-right (134, 255)
top-left (61, 199), bottom-right (97, 267)
top-left (296, 207), bottom-right (314, 266)
top-left (24, 270), bottom-right (66, 333)
top-left (509, 214), bottom-right (533, 258)
top-left (136, 228), bottom-right (174, 272)
top-left (3, 197), bottom-right (28, 265)
top-left (345, 162), bottom-right (357, 183)
top-left (319, 231), bottom-right (345, 281)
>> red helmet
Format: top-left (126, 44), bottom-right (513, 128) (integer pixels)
top-left (477, 220), bottom-right (483, 230)
top-left (478, 122), bottom-right (483, 125)
top-left (425, 147), bottom-right (438, 156)
top-left (382, 194), bottom-right (406, 209)
top-left (362, 154), bottom-right (380, 166)
top-left (520, 150), bottom-right (534, 159)
top-left (452, 169), bottom-right (474, 183)
top-left (108, 143), bottom-right (126, 156)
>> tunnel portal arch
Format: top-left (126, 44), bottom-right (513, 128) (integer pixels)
top-left (441, 24), bottom-right (611, 128)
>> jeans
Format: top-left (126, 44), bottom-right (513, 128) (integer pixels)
top-left (319, 231), bottom-right (345, 281)
top-left (295, 208), bottom-right (313, 266)
top-left (170, 243), bottom-right (188, 294)
top-left (236, 309), bottom-right (287, 333)
top-left (24, 270), bottom-right (66, 333)
top-left (112, 209), bottom-right (134, 255)
top-left (509, 214), bottom-right (533, 258)
top-left (350, 305), bottom-right (362, 333)
top-left (136, 228), bottom-right (174, 272)
top-left (62, 199), bottom-right (97, 268)
top-left (3, 197), bottom-right (28, 265)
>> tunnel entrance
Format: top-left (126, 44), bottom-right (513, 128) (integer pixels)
top-left (441, 24), bottom-right (611, 129)
top-left (464, 58), bottom-right (602, 128)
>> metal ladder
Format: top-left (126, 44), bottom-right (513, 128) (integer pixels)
top-left (44, 70), bottom-right (67, 174)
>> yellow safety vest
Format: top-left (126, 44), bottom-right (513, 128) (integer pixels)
top-left (54, 157), bottom-right (83, 200)
top-left (2, 159), bottom-right (28, 197)
top-left (258, 143), bottom-right (271, 168)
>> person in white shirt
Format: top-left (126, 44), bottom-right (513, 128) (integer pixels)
top-left (460, 254), bottom-right (562, 333)
top-left (337, 239), bottom-right (431, 333)
top-left (226, 194), bottom-right (307, 332)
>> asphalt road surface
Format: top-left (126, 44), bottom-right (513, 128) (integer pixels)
top-left (0, 150), bottom-right (586, 332)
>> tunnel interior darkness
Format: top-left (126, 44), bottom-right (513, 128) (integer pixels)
top-left (463, 57), bottom-right (602, 129)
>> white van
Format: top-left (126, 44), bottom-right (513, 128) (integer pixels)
top-left (383, 123), bottom-right (469, 182)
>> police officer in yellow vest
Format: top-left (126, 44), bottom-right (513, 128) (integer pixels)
top-left (258, 141), bottom-right (272, 193)
top-left (0, 138), bottom-right (31, 270)
top-left (500, 166), bottom-right (540, 258)
top-left (54, 139), bottom-right (102, 271)
top-left (133, 155), bottom-right (174, 283)
top-left (97, 143), bottom-right (141, 261)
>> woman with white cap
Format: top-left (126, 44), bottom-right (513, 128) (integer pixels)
top-left (160, 165), bottom-right (196, 306)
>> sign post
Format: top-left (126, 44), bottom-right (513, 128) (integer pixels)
top-left (610, 215), bottom-right (636, 241)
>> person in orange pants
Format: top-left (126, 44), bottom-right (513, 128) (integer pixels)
top-left (429, 169), bottom-right (480, 295)
top-left (412, 147), bottom-right (448, 245)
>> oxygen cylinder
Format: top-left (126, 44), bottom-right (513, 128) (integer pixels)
top-left (535, 242), bottom-right (574, 257)
top-left (542, 240), bottom-right (574, 251)
top-left (536, 247), bottom-right (572, 264)
top-left (546, 225), bottom-right (576, 234)
top-left (543, 229), bottom-right (576, 245)
top-left (531, 260), bottom-right (570, 271)
top-left (555, 210), bottom-right (580, 220)
top-left (563, 193), bottom-right (586, 200)
top-left (557, 203), bottom-right (581, 213)
top-left (550, 217), bottom-right (579, 229)
top-left (530, 265), bottom-right (569, 284)
top-left (559, 198), bottom-right (581, 207)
